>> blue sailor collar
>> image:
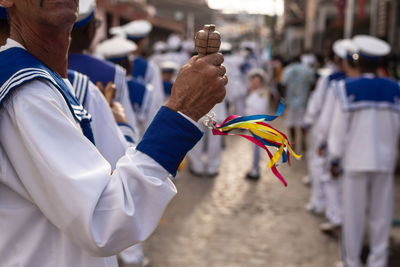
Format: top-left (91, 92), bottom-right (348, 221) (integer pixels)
top-left (0, 41), bottom-right (95, 144)
top-left (335, 76), bottom-right (400, 113)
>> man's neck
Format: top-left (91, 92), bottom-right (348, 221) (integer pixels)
top-left (9, 24), bottom-right (71, 78)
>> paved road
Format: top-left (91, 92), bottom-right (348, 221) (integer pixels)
top-left (143, 121), bottom-right (400, 267)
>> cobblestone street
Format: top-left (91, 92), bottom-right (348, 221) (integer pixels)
top-left (144, 118), bottom-right (400, 267)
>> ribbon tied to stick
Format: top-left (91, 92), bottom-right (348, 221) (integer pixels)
top-left (204, 98), bottom-right (301, 186)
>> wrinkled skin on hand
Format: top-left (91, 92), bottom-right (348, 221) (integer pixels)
top-left (166, 53), bottom-right (227, 122)
top-left (111, 101), bottom-right (128, 124)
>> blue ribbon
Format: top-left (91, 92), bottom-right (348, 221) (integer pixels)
top-left (221, 98), bottom-right (285, 128)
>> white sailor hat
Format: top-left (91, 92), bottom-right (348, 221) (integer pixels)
top-left (109, 26), bottom-right (126, 37)
top-left (220, 42), bottom-right (232, 53)
top-left (333, 39), bottom-right (358, 59)
top-left (0, 7), bottom-right (7, 20)
top-left (248, 68), bottom-right (266, 80)
top-left (352, 35), bottom-right (391, 60)
top-left (153, 41), bottom-right (167, 52)
top-left (159, 61), bottom-right (180, 72)
top-left (74, 0), bottom-right (96, 28)
top-left (167, 34), bottom-right (181, 50)
top-left (121, 20), bottom-right (152, 41)
top-left (96, 37), bottom-right (137, 62)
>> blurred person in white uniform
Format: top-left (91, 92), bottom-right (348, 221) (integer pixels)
top-left (235, 41), bottom-right (260, 115)
top-left (303, 40), bottom-right (351, 216)
top-left (159, 60), bottom-right (180, 102)
top-left (244, 68), bottom-right (269, 180)
top-left (149, 40), bottom-right (168, 67)
top-left (313, 39), bottom-right (360, 233)
top-left (328, 35), bottom-right (400, 267)
top-left (221, 42), bottom-right (245, 115)
top-left (164, 33), bottom-right (188, 67)
top-left (68, 2), bottom-right (139, 141)
top-left (120, 20), bottom-right (164, 124)
top-left (97, 36), bottom-right (157, 140)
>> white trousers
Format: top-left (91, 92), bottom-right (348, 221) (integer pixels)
top-left (309, 152), bottom-right (326, 212)
top-left (342, 172), bottom-right (393, 267)
top-left (188, 125), bottom-right (222, 174)
top-left (250, 144), bottom-right (261, 176)
top-left (324, 177), bottom-right (342, 225)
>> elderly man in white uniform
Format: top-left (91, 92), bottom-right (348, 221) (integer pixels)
top-left (328, 35), bottom-right (400, 267)
top-left (0, 2), bottom-right (227, 267)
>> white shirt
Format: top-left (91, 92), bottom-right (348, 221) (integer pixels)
top-left (245, 88), bottom-right (269, 116)
top-left (328, 79), bottom-right (400, 172)
top-left (0, 40), bottom-right (177, 267)
top-left (70, 80), bottom-right (130, 168)
top-left (303, 75), bottom-right (330, 126)
top-left (314, 80), bottom-right (339, 146)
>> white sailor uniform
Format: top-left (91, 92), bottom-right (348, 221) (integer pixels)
top-left (68, 70), bottom-right (135, 166)
top-left (0, 39), bottom-right (202, 267)
top-left (328, 75), bottom-right (400, 267)
top-left (68, 53), bottom-right (139, 142)
top-left (314, 72), bottom-right (346, 225)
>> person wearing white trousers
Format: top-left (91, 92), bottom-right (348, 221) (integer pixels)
top-left (341, 172), bottom-right (393, 267)
top-left (328, 35), bottom-right (400, 267)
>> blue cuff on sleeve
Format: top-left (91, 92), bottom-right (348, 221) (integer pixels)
top-left (136, 106), bottom-right (203, 176)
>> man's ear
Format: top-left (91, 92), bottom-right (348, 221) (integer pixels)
top-left (0, 0), bottom-right (13, 8)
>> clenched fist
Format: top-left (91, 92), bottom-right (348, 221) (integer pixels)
top-left (166, 53), bottom-right (227, 122)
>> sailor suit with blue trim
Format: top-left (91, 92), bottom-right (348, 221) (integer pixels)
top-left (0, 39), bottom-right (203, 267)
top-left (328, 74), bottom-right (400, 267)
top-left (69, 53), bottom-right (139, 141)
top-left (68, 70), bottom-right (135, 168)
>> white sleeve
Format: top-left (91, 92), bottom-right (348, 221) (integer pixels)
top-left (0, 80), bottom-right (184, 257)
top-left (327, 97), bottom-right (350, 160)
top-left (304, 76), bottom-right (328, 125)
top-left (85, 82), bottom-right (129, 168)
